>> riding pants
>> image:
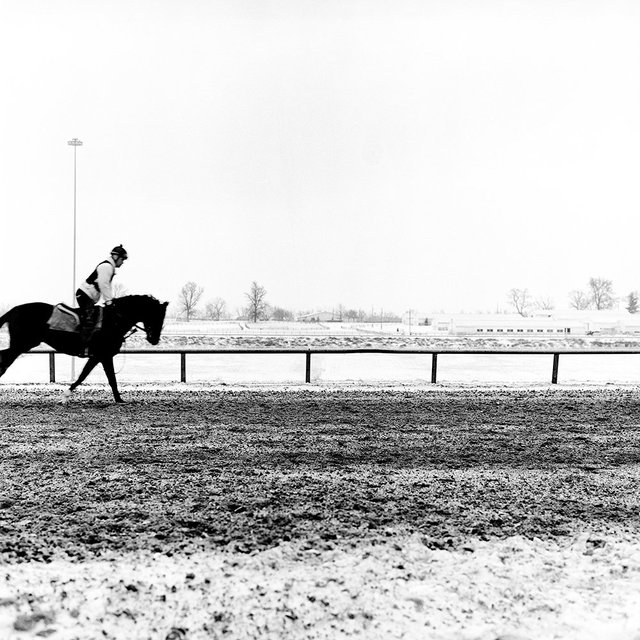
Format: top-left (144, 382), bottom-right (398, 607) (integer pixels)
top-left (75, 289), bottom-right (96, 355)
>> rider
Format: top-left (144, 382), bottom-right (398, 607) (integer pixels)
top-left (75, 245), bottom-right (128, 355)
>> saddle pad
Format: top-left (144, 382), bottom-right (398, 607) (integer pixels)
top-left (47, 304), bottom-right (80, 332)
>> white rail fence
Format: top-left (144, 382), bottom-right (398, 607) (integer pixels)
top-left (23, 348), bottom-right (640, 384)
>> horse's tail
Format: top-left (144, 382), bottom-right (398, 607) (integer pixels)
top-left (0, 310), bottom-right (8, 374)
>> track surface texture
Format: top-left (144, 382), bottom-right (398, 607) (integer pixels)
top-left (1, 384), bottom-right (640, 639)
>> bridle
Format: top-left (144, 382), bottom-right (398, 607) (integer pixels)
top-left (107, 303), bottom-right (146, 342)
top-left (110, 296), bottom-right (164, 344)
top-left (123, 323), bottom-right (146, 341)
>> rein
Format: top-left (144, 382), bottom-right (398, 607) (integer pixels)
top-left (123, 323), bottom-right (145, 341)
top-left (107, 301), bottom-right (146, 341)
top-left (115, 322), bottom-right (145, 376)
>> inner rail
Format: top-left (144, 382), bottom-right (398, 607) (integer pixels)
top-left (23, 348), bottom-right (640, 384)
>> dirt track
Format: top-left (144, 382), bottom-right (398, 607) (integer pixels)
top-left (1, 385), bottom-right (639, 560)
top-left (1, 384), bottom-right (640, 638)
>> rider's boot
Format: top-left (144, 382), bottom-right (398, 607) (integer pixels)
top-left (79, 313), bottom-right (95, 357)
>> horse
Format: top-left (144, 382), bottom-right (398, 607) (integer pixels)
top-left (0, 294), bottom-right (168, 403)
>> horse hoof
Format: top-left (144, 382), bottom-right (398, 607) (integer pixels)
top-left (60, 389), bottom-right (72, 405)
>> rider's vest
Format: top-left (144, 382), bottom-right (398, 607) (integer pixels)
top-left (86, 260), bottom-right (114, 292)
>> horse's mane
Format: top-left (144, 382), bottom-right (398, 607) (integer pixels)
top-left (116, 294), bottom-right (161, 305)
top-left (111, 295), bottom-right (164, 319)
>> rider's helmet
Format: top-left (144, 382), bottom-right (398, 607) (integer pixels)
top-left (111, 245), bottom-right (128, 260)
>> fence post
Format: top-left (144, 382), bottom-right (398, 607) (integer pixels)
top-left (49, 353), bottom-right (55, 383)
top-left (181, 353), bottom-right (186, 383)
top-left (431, 353), bottom-right (438, 383)
top-left (305, 351), bottom-right (311, 383)
top-left (552, 353), bottom-right (559, 384)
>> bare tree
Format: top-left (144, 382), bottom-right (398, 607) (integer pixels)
top-left (178, 281), bottom-right (204, 321)
top-left (508, 288), bottom-right (530, 317)
top-left (205, 297), bottom-right (227, 320)
top-left (626, 291), bottom-right (639, 314)
top-left (271, 306), bottom-right (294, 321)
top-left (589, 277), bottom-right (615, 310)
top-left (245, 281), bottom-right (268, 322)
top-left (569, 290), bottom-right (591, 310)
top-left (535, 296), bottom-right (555, 311)
top-left (345, 309), bottom-right (359, 321)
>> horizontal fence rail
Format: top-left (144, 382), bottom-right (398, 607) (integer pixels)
top-left (19, 348), bottom-right (640, 385)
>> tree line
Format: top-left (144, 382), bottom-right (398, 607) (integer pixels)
top-left (174, 281), bottom-right (403, 323)
top-left (2, 277), bottom-right (634, 323)
top-left (508, 277), bottom-right (639, 317)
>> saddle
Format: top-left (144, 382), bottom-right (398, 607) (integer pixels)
top-left (47, 304), bottom-right (103, 333)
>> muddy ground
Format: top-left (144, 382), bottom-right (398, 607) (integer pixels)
top-left (1, 384), bottom-right (640, 639)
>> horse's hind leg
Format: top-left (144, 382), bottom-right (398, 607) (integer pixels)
top-left (0, 348), bottom-right (23, 377)
top-left (1, 322), bottom-right (42, 377)
top-left (0, 310), bottom-right (47, 378)
top-left (61, 357), bottom-right (100, 404)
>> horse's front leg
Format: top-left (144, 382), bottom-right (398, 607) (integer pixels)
top-left (62, 356), bottom-right (100, 404)
top-left (101, 357), bottom-right (124, 403)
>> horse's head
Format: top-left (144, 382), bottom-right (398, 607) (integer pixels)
top-left (142, 298), bottom-right (169, 345)
top-left (109, 295), bottom-right (168, 345)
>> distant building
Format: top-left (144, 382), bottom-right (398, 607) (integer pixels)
top-left (423, 310), bottom-right (640, 336)
top-left (297, 311), bottom-right (336, 322)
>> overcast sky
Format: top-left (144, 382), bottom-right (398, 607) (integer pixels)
top-left (1, 0), bottom-right (639, 316)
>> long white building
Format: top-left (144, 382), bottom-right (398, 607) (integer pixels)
top-left (424, 310), bottom-right (640, 336)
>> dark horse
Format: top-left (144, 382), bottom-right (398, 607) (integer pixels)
top-left (0, 295), bottom-right (168, 403)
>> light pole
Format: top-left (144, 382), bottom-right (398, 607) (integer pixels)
top-left (68, 138), bottom-right (83, 380)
